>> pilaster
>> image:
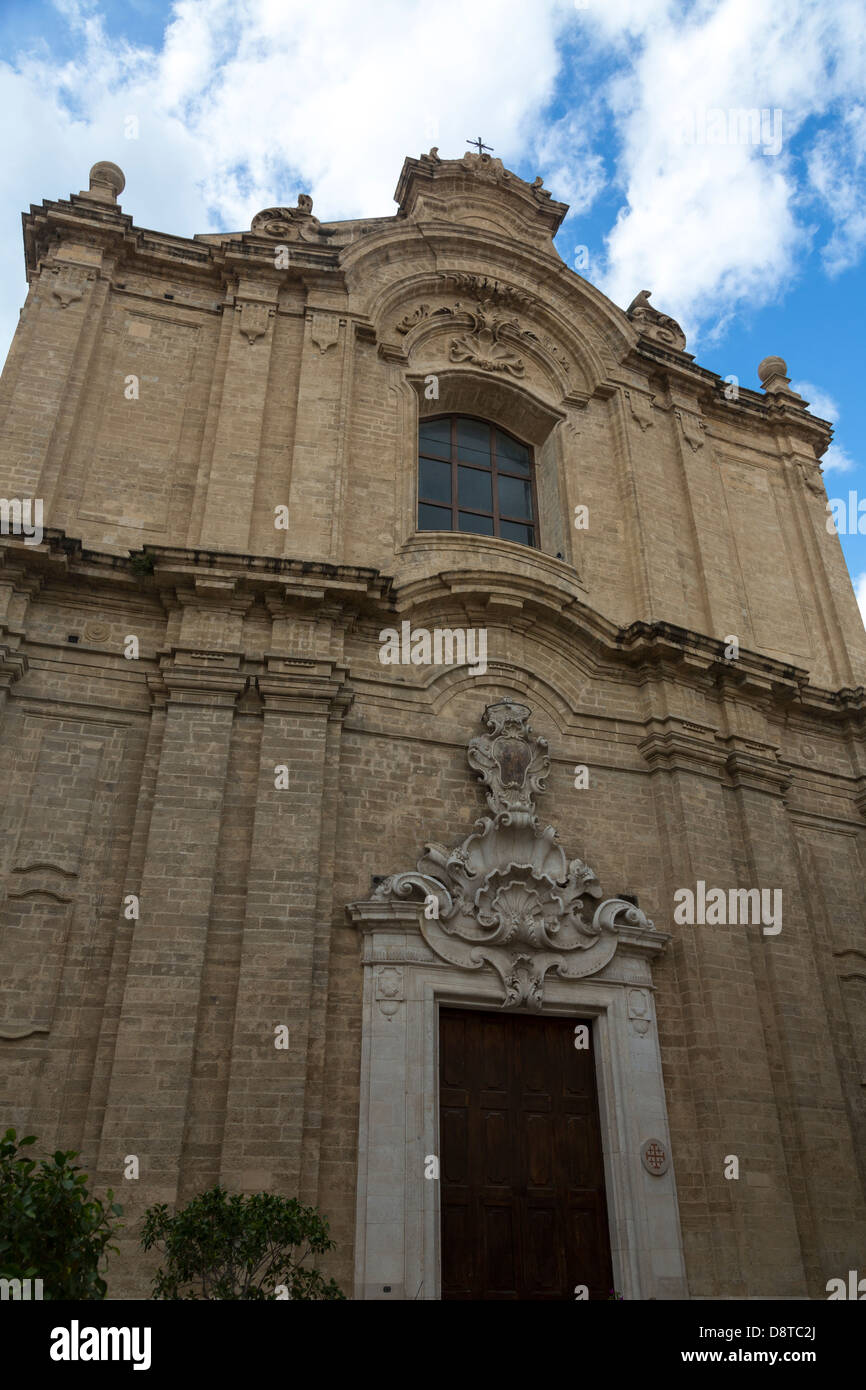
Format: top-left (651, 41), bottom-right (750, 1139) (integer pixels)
top-left (197, 272), bottom-right (281, 551)
top-left (219, 656), bottom-right (352, 1194)
top-left (96, 657), bottom-right (245, 1291)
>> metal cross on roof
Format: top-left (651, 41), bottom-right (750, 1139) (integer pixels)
top-left (467, 136), bottom-right (493, 155)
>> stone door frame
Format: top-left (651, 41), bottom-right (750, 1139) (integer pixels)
top-left (348, 900), bottom-right (688, 1301)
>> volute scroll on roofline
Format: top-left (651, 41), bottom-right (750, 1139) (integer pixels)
top-left (370, 700), bottom-right (657, 1009)
top-left (249, 194), bottom-right (337, 241)
top-left (626, 289), bottom-right (687, 352)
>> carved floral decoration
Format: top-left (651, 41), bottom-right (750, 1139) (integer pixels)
top-left (441, 273), bottom-right (534, 311)
top-left (449, 306), bottom-right (526, 377)
top-left (372, 700), bottom-right (654, 1008)
top-left (394, 276), bottom-right (570, 377)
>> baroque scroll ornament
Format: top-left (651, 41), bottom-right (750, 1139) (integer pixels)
top-left (373, 700), bottom-right (653, 1008)
top-left (449, 305), bottom-right (525, 377)
top-left (250, 194), bottom-right (336, 242)
top-left (626, 289), bottom-right (687, 352)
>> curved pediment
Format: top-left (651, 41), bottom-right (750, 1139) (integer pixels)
top-left (342, 252), bottom-right (635, 395)
top-left (395, 150), bottom-right (569, 248)
top-left (354, 267), bottom-right (621, 402)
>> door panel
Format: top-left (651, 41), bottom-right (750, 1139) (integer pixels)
top-left (440, 1008), bottom-right (613, 1300)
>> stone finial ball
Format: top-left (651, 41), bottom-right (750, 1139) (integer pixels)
top-left (89, 161), bottom-right (126, 197)
top-left (757, 355), bottom-right (787, 383)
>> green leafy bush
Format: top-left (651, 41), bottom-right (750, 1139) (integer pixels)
top-left (0, 1129), bottom-right (122, 1299)
top-left (140, 1185), bottom-right (345, 1300)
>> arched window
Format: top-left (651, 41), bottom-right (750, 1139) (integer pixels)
top-left (417, 415), bottom-right (537, 547)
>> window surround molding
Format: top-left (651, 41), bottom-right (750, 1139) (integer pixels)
top-left (397, 369), bottom-right (576, 569)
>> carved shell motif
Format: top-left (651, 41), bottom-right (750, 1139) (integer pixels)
top-left (449, 307), bottom-right (525, 377)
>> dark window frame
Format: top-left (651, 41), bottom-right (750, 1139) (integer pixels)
top-left (417, 414), bottom-right (539, 548)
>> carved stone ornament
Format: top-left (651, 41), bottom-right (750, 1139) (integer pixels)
top-left (460, 151), bottom-right (512, 183)
top-left (394, 281), bottom-right (568, 373)
top-left (372, 700), bottom-right (655, 1009)
top-left (625, 389), bottom-right (654, 431)
top-left (449, 306), bottom-right (525, 377)
top-left (640, 1138), bottom-right (670, 1176)
top-left (675, 408), bottom-right (706, 452)
top-left (441, 273), bottom-right (534, 312)
top-left (310, 311), bottom-right (340, 353)
top-left (628, 987), bottom-right (652, 1035)
top-left (236, 301), bottom-right (275, 345)
top-left (49, 266), bottom-right (94, 309)
top-left (375, 966), bottom-right (403, 1020)
top-left (797, 460), bottom-right (825, 497)
top-left (250, 194), bottom-right (336, 242)
top-left (626, 289), bottom-right (687, 352)
top-left (396, 303), bottom-right (431, 335)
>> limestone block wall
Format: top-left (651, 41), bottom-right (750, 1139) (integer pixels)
top-left (1, 152), bottom-right (865, 1299)
top-left (3, 157), bottom-right (864, 682)
top-left (1, 545), bottom-right (864, 1296)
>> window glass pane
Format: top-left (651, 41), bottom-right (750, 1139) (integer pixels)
top-left (500, 520), bottom-right (534, 546)
top-left (458, 511), bottom-right (494, 535)
top-left (498, 475), bottom-right (533, 519)
top-left (456, 417), bottom-right (491, 467)
top-left (418, 502), bottom-right (452, 530)
top-left (419, 418), bottom-right (452, 460)
top-left (419, 456), bottom-right (452, 503)
top-left (495, 429), bottom-right (530, 473)
top-left (458, 466), bottom-right (492, 513)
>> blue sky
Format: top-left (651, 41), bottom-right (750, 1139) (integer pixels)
top-left (1, 0), bottom-right (864, 617)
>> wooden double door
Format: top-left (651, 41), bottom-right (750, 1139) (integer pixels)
top-left (439, 1007), bottom-right (613, 1300)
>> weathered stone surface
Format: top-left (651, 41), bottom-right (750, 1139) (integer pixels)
top-left (1, 151), bottom-right (865, 1300)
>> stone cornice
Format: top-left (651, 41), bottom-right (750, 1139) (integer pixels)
top-left (627, 341), bottom-right (833, 451)
top-left (23, 196), bottom-right (345, 295)
top-left (724, 747), bottom-right (792, 796)
top-left (0, 533), bottom-right (390, 610)
top-left (155, 650), bottom-right (352, 716)
top-left (158, 656), bottom-right (247, 706)
top-left (3, 534), bottom-right (862, 729)
top-left (259, 654), bottom-right (354, 718)
top-left (392, 573), bottom-right (812, 694)
top-left (16, 168), bottom-right (837, 458)
top-left (0, 642), bottom-right (28, 692)
top-left (638, 727), bottom-right (730, 779)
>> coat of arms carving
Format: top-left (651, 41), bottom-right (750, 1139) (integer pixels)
top-left (372, 700), bottom-right (654, 1008)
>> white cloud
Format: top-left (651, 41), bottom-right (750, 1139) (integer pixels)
top-left (807, 105), bottom-right (866, 275)
top-left (822, 444), bottom-right (858, 475)
top-left (0, 0), bottom-right (583, 366)
top-left (855, 573), bottom-right (866, 628)
top-left (532, 110), bottom-right (606, 217)
top-left (790, 380), bottom-right (837, 423)
top-left (790, 381), bottom-right (859, 473)
top-left (580, 0), bottom-right (866, 339)
top-left (1, 0), bottom-right (866, 365)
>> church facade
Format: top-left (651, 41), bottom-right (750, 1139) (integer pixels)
top-left (1, 151), bottom-right (865, 1299)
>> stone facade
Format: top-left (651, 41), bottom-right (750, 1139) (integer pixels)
top-left (1, 151), bottom-right (865, 1299)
